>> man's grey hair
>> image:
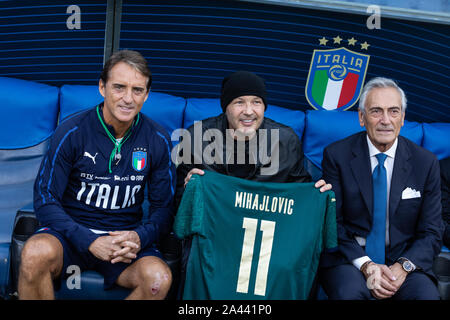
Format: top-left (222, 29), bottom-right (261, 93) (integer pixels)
top-left (358, 77), bottom-right (407, 113)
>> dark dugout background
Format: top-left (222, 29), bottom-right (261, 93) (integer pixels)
top-left (0, 0), bottom-right (448, 123)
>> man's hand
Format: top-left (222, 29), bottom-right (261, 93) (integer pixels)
top-left (88, 231), bottom-right (141, 264)
top-left (315, 179), bottom-right (332, 193)
top-left (361, 262), bottom-right (398, 300)
top-left (109, 231), bottom-right (141, 264)
top-left (388, 262), bottom-right (408, 292)
top-left (88, 236), bottom-right (122, 262)
top-left (184, 168), bottom-right (205, 187)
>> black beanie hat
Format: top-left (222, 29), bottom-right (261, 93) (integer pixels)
top-left (220, 71), bottom-right (267, 112)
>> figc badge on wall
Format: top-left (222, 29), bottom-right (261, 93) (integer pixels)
top-left (305, 40), bottom-right (370, 111)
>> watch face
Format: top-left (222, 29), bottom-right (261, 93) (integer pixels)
top-left (403, 261), bottom-right (413, 272)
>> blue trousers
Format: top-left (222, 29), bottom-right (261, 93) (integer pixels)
top-left (319, 264), bottom-right (440, 300)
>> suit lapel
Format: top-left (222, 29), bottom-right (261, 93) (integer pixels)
top-left (389, 137), bottom-right (412, 216)
top-left (350, 132), bottom-right (373, 216)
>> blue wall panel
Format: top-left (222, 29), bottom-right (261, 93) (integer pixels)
top-left (0, 1), bottom-right (107, 85)
top-left (119, 0), bottom-right (449, 123)
top-left (0, 1), bottom-right (447, 123)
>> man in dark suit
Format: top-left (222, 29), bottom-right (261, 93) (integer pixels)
top-left (320, 77), bottom-right (444, 300)
top-left (440, 157), bottom-right (450, 248)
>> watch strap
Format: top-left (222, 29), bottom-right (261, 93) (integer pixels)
top-left (397, 257), bottom-right (416, 273)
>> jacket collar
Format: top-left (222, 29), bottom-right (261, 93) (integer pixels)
top-left (350, 131), bottom-right (373, 215)
top-left (94, 102), bottom-right (141, 139)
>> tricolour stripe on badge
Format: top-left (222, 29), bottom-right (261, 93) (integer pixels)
top-left (311, 70), bottom-right (360, 110)
top-left (337, 72), bottom-right (359, 108)
top-left (134, 158), bottom-right (145, 170)
top-left (311, 69), bottom-right (328, 107)
top-left (322, 78), bottom-right (344, 110)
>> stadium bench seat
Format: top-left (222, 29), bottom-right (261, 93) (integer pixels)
top-left (301, 109), bottom-right (449, 299)
top-left (0, 77), bottom-right (59, 297)
top-left (433, 249), bottom-right (450, 300)
top-left (422, 122), bottom-right (450, 160)
top-left (1, 80), bottom-right (185, 299)
top-left (56, 84), bottom-right (186, 299)
top-left (0, 76), bottom-right (448, 300)
top-left (11, 205), bottom-right (181, 300)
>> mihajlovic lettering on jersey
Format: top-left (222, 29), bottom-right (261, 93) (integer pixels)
top-left (235, 191), bottom-right (294, 215)
top-left (171, 122), bottom-right (280, 176)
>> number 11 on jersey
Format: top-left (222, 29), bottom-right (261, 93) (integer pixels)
top-left (236, 217), bottom-right (276, 296)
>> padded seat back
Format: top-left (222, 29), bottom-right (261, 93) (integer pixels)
top-left (0, 142), bottom-right (49, 242)
top-left (58, 84), bottom-right (184, 300)
top-left (10, 206), bottom-right (180, 300)
top-left (422, 123), bottom-right (450, 160)
top-left (433, 252), bottom-right (450, 300)
top-left (0, 77), bottom-right (59, 242)
top-left (0, 77), bottom-right (59, 150)
top-left (0, 77), bottom-right (59, 297)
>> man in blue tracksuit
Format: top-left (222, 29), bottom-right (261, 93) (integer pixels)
top-left (19, 50), bottom-right (176, 300)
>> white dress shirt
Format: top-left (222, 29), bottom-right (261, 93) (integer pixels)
top-left (352, 136), bottom-right (398, 270)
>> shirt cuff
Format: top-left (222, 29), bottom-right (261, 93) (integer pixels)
top-left (134, 225), bottom-right (152, 249)
top-left (352, 256), bottom-right (372, 270)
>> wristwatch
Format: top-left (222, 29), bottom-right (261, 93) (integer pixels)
top-left (397, 257), bottom-right (416, 273)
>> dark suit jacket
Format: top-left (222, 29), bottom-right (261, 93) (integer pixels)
top-left (320, 131), bottom-right (444, 278)
top-left (439, 157), bottom-right (450, 247)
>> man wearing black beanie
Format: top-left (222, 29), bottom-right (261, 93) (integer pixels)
top-left (174, 70), bottom-right (331, 299)
top-left (176, 69), bottom-right (331, 199)
top-left (220, 70), bottom-right (268, 112)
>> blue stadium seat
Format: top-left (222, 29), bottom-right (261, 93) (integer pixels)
top-left (1, 75), bottom-right (448, 300)
top-left (10, 204), bottom-right (130, 299)
top-left (56, 271), bottom-right (130, 300)
top-left (182, 98), bottom-right (221, 129)
top-left (55, 84), bottom-right (185, 299)
top-left (422, 123), bottom-right (450, 299)
top-left (302, 110), bottom-right (363, 181)
top-left (3, 81), bottom-right (184, 300)
top-left (11, 204), bottom-right (181, 300)
top-left (59, 84), bottom-right (103, 121)
top-left (432, 250), bottom-right (450, 300)
top-left (422, 122), bottom-right (450, 160)
top-left (302, 109), bottom-right (448, 300)
top-left (0, 77), bottom-right (59, 298)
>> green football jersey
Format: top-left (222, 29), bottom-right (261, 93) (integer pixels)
top-left (174, 170), bottom-right (337, 300)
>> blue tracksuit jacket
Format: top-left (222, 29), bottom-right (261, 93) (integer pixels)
top-left (34, 104), bottom-right (176, 253)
